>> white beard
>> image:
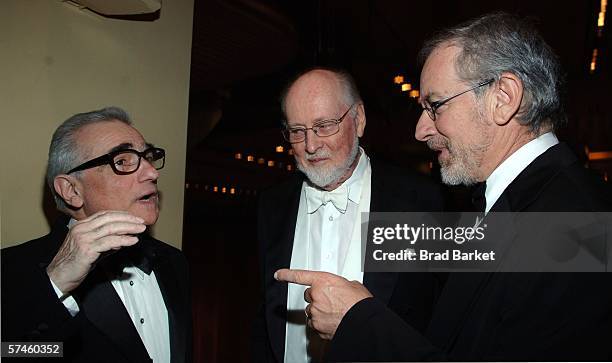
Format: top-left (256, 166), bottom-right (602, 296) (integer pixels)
top-left (296, 135), bottom-right (360, 189)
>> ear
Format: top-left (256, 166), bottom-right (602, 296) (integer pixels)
top-left (354, 103), bottom-right (366, 137)
top-left (54, 175), bottom-right (84, 209)
top-left (491, 73), bottom-right (523, 126)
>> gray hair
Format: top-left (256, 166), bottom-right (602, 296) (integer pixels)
top-left (280, 67), bottom-right (363, 120)
top-left (419, 12), bottom-right (566, 133)
top-left (46, 106), bottom-right (132, 211)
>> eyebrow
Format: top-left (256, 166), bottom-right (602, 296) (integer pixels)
top-left (420, 91), bottom-right (442, 104)
top-left (287, 115), bottom-right (342, 128)
top-left (107, 142), bottom-right (134, 154)
top-left (106, 142), bottom-right (154, 154)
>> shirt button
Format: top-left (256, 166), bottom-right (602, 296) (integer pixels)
top-left (329, 216), bottom-right (333, 221)
top-left (129, 281), bottom-right (134, 286)
top-left (140, 318), bottom-right (145, 324)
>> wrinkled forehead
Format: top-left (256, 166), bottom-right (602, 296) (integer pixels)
top-left (285, 73), bottom-right (347, 125)
top-left (420, 44), bottom-right (462, 100)
top-left (75, 120), bottom-right (148, 159)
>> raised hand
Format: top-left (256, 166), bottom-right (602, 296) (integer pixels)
top-left (47, 210), bottom-right (146, 294)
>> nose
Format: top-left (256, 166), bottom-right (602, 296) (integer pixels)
top-left (138, 158), bottom-right (160, 182)
top-left (415, 111), bottom-right (437, 142)
top-left (303, 129), bottom-right (323, 154)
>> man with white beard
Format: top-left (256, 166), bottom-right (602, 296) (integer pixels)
top-left (273, 13), bottom-right (612, 362)
top-left (252, 67), bottom-right (444, 363)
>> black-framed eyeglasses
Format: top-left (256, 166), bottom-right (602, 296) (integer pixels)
top-left (282, 104), bottom-right (356, 144)
top-left (67, 147), bottom-right (166, 175)
top-left (421, 79), bottom-right (494, 121)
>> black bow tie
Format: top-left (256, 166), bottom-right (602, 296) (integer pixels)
top-left (102, 237), bottom-right (156, 276)
top-left (471, 182), bottom-right (487, 213)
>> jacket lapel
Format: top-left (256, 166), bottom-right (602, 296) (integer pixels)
top-left (362, 160), bottom-right (404, 303)
top-left (265, 178), bottom-right (303, 362)
top-left (146, 239), bottom-right (188, 363)
top-left (77, 266), bottom-right (151, 362)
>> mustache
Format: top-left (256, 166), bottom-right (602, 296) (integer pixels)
top-left (305, 149), bottom-right (332, 160)
top-left (427, 136), bottom-right (449, 151)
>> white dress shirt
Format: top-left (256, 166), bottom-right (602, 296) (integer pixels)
top-left (485, 132), bottom-right (559, 213)
top-left (285, 148), bottom-right (371, 363)
top-left (49, 219), bottom-right (171, 363)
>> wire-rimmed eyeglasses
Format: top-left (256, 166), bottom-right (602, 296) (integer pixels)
top-left (282, 104), bottom-right (356, 144)
top-left (421, 79), bottom-right (494, 121)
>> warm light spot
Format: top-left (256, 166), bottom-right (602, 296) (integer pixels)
top-left (247, 155), bottom-right (254, 162)
top-left (587, 150), bottom-right (612, 160)
top-left (235, 153), bottom-right (242, 160)
top-left (401, 83), bottom-right (412, 92)
top-left (275, 146), bottom-right (284, 153)
top-left (393, 75), bottom-right (404, 84)
top-left (267, 160), bottom-right (275, 167)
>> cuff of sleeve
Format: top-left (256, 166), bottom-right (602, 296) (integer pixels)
top-left (336, 296), bottom-right (386, 336)
top-left (49, 277), bottom-right (80, 317)
top-left (327, 297), bottom-right (387, 360)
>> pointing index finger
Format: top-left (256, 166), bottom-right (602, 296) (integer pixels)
top-left (274, 269), bottom-right (330, 286)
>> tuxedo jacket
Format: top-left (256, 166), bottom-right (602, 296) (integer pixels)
top-left (1, 218), bottom-right (193, 363)
top-left (328, 143), bottom-right (612, 361)
top-left (252, 159), bottom-right (445, 362)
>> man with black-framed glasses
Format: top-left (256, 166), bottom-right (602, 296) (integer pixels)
top-left (253, 67), bottom-right (444, 363)
top-left (2, 107), bottom-right (192, 363)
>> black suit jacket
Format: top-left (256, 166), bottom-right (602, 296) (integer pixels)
top-left (328, 143), bottom-right (612, 361)
top-left (252, 159), bottom-right (445, 362)
top-left (1, 217), bottom-right (193, 363)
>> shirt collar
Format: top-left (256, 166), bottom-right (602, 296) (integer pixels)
top-left (344, 147), bottom-right (369, 204)
top-left (485, 132), bottom-right (558, 213)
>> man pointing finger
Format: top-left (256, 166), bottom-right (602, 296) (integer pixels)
top-left (275, 268), bottom-right (372, 340)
